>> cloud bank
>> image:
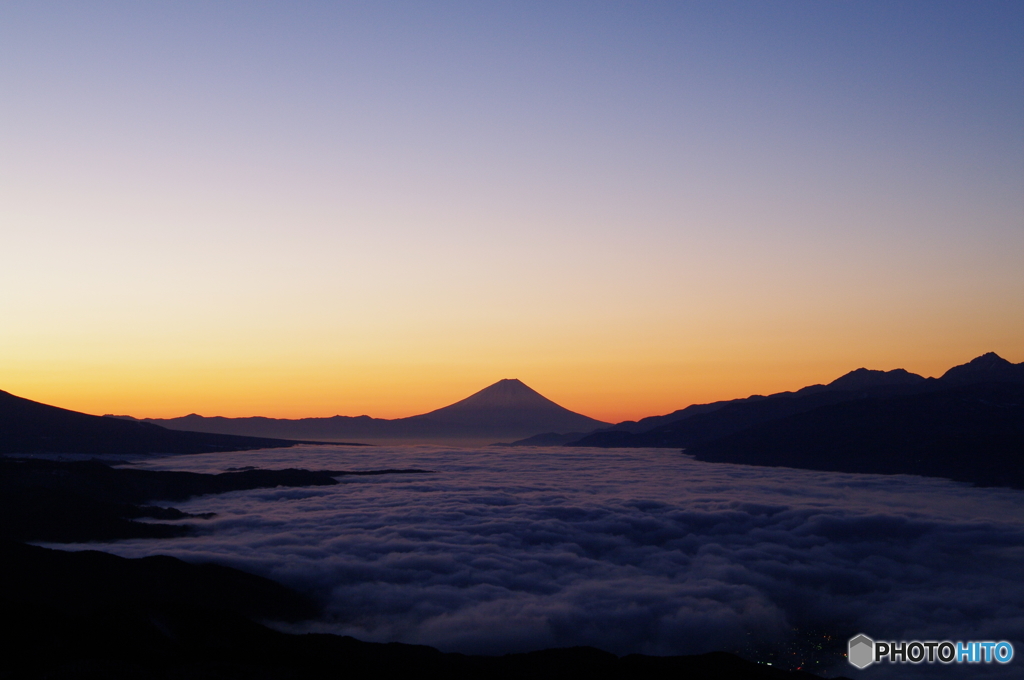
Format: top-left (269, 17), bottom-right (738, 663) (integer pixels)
top-left (58, 446), bottom-right (1024, 678)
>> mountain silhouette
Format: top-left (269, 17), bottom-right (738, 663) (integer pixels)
top-left (0, 390), bottom-right (312, 456)
top-left (562, 367), bottom-right (931, 443)
top-left (128, 379), bottom-right (609, 445)
top-left (689, 382), bottom-right (1024, 489)
top-left (814, 367), bottom-right (926, 391)
top-left (568, 367), bottom-right (935, 448)
top-left (563, 353), bottom-right (1024, 489)
top-left (569, 353), bottom-right (1024, 448)
top-left (401, 379), bottom-right (606, 436)
top-left (939, 351), bottom-right (1024, 384)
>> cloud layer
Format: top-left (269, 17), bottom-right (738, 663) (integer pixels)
top-left (57, 446), bottom-right (1024, 678)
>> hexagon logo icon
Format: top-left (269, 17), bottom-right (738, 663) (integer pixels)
top-left (848, 634), bottom-right (874, 669)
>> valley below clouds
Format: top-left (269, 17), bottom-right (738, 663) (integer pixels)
top-left (52, 445), bottom-right (1024, 678)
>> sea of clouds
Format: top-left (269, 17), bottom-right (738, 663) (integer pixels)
top-left (55, 446), bottom-right (1024, 678)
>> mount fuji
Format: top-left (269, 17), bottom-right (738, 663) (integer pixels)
top-left (121, 379), bottom-right (609, 446)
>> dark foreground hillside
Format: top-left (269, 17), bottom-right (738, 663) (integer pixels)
top-left (0, 458), bottom-right (432, 542)
top-left (0, 541), bottom-right (844, 679)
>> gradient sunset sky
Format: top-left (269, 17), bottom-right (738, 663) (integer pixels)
top-left (2, 1), bottom-right (1022, 423)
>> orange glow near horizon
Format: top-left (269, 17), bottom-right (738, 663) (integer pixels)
top-left (3, 233), bottom-right (1021, 425)
top-left (2, 228), bottom-right (1021, 423)
top-left (4, 340), bottom-right (1021, 425)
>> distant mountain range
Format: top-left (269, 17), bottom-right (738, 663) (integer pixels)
top-left (116, 379), bottom-right (609, 446)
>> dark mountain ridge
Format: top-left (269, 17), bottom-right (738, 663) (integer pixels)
top-left (565, 353), bottom-right (1024, 489)
top-left (688, 382), bottom-right (1024, 489)
top-left (939, 350), bottom-right (1024, 384)
top-left (570, 353), bottom-right (1023, 448)
top-left (0, 389), bottom-right (319, 456)
top-left (566, 366), bottom-right (928, 442)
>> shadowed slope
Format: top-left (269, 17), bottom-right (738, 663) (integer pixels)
top-left (0, 389), bottom-right (306, 455)
top-left (573, 366), bottom-right (929, 442)
top-left (569, 368), bottom-right (934, 448)
top-left (939, 351), bottom-right (1024, 384)
top-left (571, 353), bottom-right (1022, 449)
top-left (689, 382), bottom-right (1024, 489)
top-left (567, 353), bottom-right (1024, 489)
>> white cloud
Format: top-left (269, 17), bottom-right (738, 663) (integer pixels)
top-left (49, 445), bottom-right (1024, 678)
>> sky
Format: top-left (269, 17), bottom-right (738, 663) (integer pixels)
top-left (1, 1), bottom-right (1022, 422)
